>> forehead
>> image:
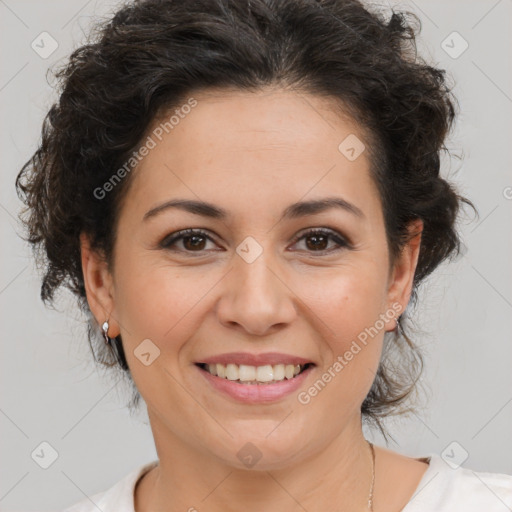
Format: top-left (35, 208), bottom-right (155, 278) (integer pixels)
top-left (123, 87), bottom-right (381, 223)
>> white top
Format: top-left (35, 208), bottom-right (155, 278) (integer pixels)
top-left (62, 454), bottom-right (512, 512)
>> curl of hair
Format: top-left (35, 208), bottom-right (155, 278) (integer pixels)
top-left (16, 0), bottom-right (476, 436)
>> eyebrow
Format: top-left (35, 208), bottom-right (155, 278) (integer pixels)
top-left (143, 196), bottom-right (365, 222)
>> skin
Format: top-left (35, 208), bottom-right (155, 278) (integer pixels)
top-left (81, 87), bottom-right (428, 512)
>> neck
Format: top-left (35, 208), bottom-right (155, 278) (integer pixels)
top-left (137, 409), bottom-right (374, 512)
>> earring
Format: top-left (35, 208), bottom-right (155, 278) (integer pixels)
top-left (102, 319), bottom-right (111, 345)
top-left (100, 318), bottom-right (128, 371)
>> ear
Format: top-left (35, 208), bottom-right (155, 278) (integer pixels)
top-left (384, 219), bottom-right (423, 331)
top-left (80, 232), bottom-right (120, 337)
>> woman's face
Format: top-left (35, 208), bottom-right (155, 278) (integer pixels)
top-left (82, 87), bottom-right (421, 469)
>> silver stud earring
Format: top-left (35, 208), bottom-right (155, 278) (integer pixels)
top-left (102, 319), bottom-right (111, 345)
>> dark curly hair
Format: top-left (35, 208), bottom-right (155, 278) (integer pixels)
top-left (15, 0), bottom-right (475, 438)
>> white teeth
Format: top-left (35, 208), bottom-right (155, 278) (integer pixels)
top-left (256, 365), bottom-right (273, 382)
top-left (239, 364), bottom-right (256, 381)
top-left (216, 363), bottom-right (225, 378)
top-left (273, 364), bottom-right (285, 380)
top-left (225, 363), bottom-right (239, 381)
top-left (202, 363), bottom-right (308, 383)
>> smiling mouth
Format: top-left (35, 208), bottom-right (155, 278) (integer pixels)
top-left (195, 362), bottom-right (314, 385)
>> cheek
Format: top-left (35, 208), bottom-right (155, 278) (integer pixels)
top-left (111, 250), bottom-right (181, 340)
top-left (299, 261), bottom-right (387, 401)
top-left (299, 260), bottom-right (388, 348)
top-left (112, 260), bottom-right (208, 404)
top-left (112, 253), bottom-right (223, 352)
top-left (298, 268), bottom-right (387, 414)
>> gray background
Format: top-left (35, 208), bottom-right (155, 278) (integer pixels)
top-left (1, 0), bottom-right (511, 510)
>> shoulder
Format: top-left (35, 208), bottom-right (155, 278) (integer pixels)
top-left (61, 460), bottom-right (158, 512)
top-left (403, 453), bottom-right (512, 512)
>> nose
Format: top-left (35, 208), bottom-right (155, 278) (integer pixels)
top-left (215, 246), bottom-right (297, 336)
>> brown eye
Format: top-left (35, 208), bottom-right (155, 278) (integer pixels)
top-left (305, 232), bottom-right (329, 251)
top-left (182, 234), bottom-right (207, 251)
top-left (160, 228), bottom-right (216, 253)
top-left (292, 228), bottom-right (350, 254)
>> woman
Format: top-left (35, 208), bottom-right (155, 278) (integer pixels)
top-left (15, 0), bottom-right (512, 511)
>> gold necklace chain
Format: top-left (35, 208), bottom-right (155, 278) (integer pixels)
top-left (367, 441), bottom-right (376, 511)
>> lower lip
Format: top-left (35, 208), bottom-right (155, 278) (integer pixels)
top-left (196, 364), bottom-right (315, 404)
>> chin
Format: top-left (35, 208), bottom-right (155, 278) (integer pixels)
top-left (210, 429), bottom-right (313, 472)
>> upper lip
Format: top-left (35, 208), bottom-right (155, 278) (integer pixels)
top-left (198, 352), bottom-right (315, 367)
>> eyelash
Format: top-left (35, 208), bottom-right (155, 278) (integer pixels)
top-left (159, 227), bottom-right (351, 256)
